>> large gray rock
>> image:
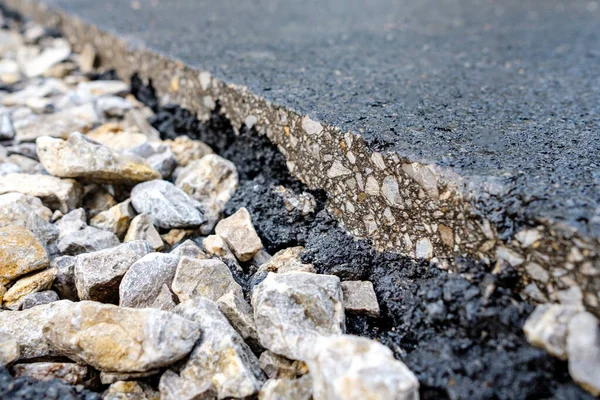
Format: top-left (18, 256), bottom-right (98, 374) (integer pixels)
top-left (175, 154), bottom-right (238, 231)
top-left (130, 180), bottom-right (206, 229)
top-left (0, 225), bottom-right (49, 285)
top-left (0, 300), bottom-right (72, 359)
top-left (215, 207), bottom-right (262, 262)
top-left (129, 142), bottom-right (177, 179)
top-left (119, 252), bottom-right (179, 309)
top-left (172, 257), bottom-right (243, 303)
top-left (36, 133), bottom-right (161, 184)
top-left (567, 312), bottom-right (600, 396)
top-left (43, 301), bottom-right (201, 372)
top-left (524, 304), bottom-right (584, 360)
top-left (173, 298), bottom-right (266, 398)
top-left (58, 225), bottom-right (120, 256)
top-left (74, 240), bottom-right (152, 302)
top-left (306, 335), bottom-right (419, 400)
top-left (252, 272), bottom-right (345, 360)
top-left (26, 213), bottom-right (59, 256)
top-left (124, 213), bottom-right (164, 251)
top-left (0, 192), bottom-right (52, 227)
top-left (0, 173), bottom-right (82, 213)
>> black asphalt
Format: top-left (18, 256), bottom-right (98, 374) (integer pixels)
top-left (25, 0), bottom-right (600, 239)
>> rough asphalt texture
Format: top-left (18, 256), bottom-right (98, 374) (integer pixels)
top-left (13, 0), bottom-right (600, 241)
top-left (134, 83), bottom-right (593, 399)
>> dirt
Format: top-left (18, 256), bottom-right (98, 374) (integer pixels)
top-left (131, 76), bottom-right (594, 400)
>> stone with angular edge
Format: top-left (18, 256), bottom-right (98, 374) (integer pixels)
top-left (96, 96), bottom-right (134, 118)
top-left (215, 208), bottom-right (263, 262)
top-left (6, 154), bottom-right (43, 174)
top-left (170, 239), bottom-right (207, 260)
top-left (58, 225), bottom-right (120, 256)
top-left (172, 257), bottom-right (243, 303)
top-left (55, 208), bottom-right (87, 240)
top-left (567, 312), bottom-right (600, 396)
top-left (0, 300), bottom-right (72, 359)
top-left (130, 180), bottom-right (206, 229)
top-left (0, 225), bottom-right (49, 285)
top-left (43, 300), bottom-right (201, 372)
top-left (50, 256), bottom-right (78, 300)
top-left (90, 199), bottom-right (136, 238)
top-left (119, 252), bottom-right (179, 309)
top-left (124, 213), bottom-right (164, 251)
top-left (15, 103), bottom-right (99, 143)
top-left (0, 192), bottom-right (52, 228)
top-left (252, 272), bottom-right (345, 360)
top-left (15, 290), bottom-right (60, 311)
top-left (0, 173), bottom-right (82, 213)
top-left (272, 186), bottom-right (317, 216)
top-left (74, 240), bottom-right (151, 302)
top-left (523, 304), bottom-right (584, 360)
top-left (341, 281), bottom-right (380, 318)
top-left (176, 154), bottom-right (238, 231)
top-left (173, 298), bottom-right (266, 398)
top-left (166, 135), bottom-right (213, 167)
top-left (0, 333), bottom-right (19, 367)
top-left (3, 268), bottom-right (57, 308)
top-left (217, 291), bottom-right (259, 344)
top-left (13, 362), bottom-right (88, 385)
top-left (306, 335), bottom-right (419, 400)
top-left (259, 376), bottom-right (313, 400)
top-left (36, 133), bottom-right (161, 184)
top-left (258, 247), bottom-right (315, 275)
top-left (159, 370), bottom-right (217, 400)
top-left (161, 228), bottom-right (192, 246)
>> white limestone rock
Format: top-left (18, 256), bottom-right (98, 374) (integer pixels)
top-left (36, 133), bottom-right (161, 184)
top-left (523, 304), bottom-right (584, 360)
top-left (567, 312), bottom-right (600, 396)
top-left (43, 301), bottom-right (200, 372)
top-left (172, 257), bottom-right (243, 302)
top-left (0, 192), bottom-right (52, 228)
top-left (130, 180), bottom-right (206, 229)
top-left (252, 272), bottom-right (345, 360)
top-left (306, 335), bottom-right (419, 400)
top-left (0, 173), bottom-right (82, 213)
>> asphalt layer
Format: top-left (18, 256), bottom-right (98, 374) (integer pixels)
top-left (16, 0), bottom-right (600, 241)
top-left (135, 84), bottom-right (593, 400)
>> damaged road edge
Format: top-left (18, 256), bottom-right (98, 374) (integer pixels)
top-left (5, 0), bottom-right (598, 317)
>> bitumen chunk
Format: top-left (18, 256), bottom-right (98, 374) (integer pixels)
top-left (8, 0), bottom-right (599, 314)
